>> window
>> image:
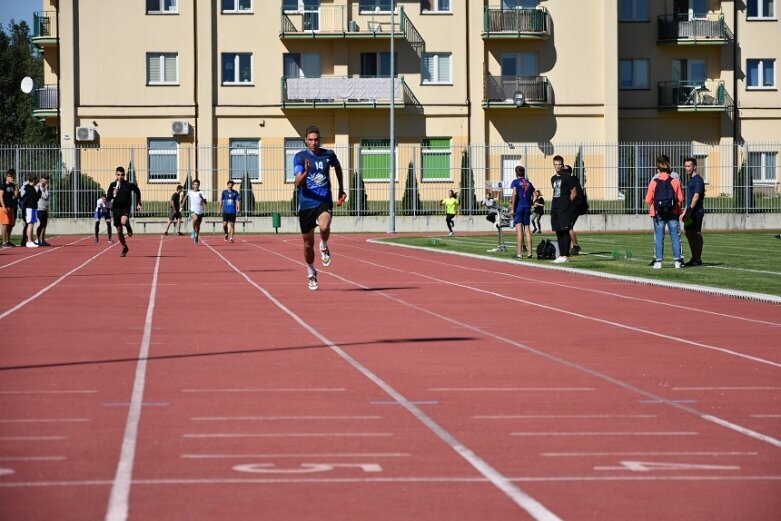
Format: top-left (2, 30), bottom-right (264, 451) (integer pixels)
top-left (502, 0), bottom-right (539, 8)
top-left (222, 53), bottom-right (253, 84)
top-left (672, 58), bottom-right (707, 85)
top-left (421, 139), bottom-right (451, 181)
top-left (619, 59), bottom-right (649, 89)
top-left (221, 0), bottom-right (252, 12)
top-left (283, 53), bottom-right (321, 78)
top-left (360, 52), bottom-right (397, 77)
top-left (146, 53), bottom-right (178, 85)
top-left (421, 0), bottom-right (451, 12)
top-left (421, 53), bottom-right (452, 84)
top-left (748, 152), bottom-right (777, 183)
top-left (283, 0), bottom-right (319, 10)
top-left (359, 0), bottom-right (395, 12)
top-left (501, 52), bottom-right (538, 76)
top-left (285, 139), bottom-right (305, 183)
top-left (360, 139), bottom-right (392, 181)
top-left (148, 139), bottom-right (178, 182)
top-left (619, 0), bottom-right (649, 21)
top-left (230, 140), bottom-right (260, 182)
top-left (747, 59), bottom-right (776, 88)
top-left (146, 0), bottom-right (177, 14)
top-left (747, 0), bottom-right (775, 19)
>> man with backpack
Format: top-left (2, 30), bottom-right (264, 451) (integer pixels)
top-left (645, 156), bottom-right (684, 269)
top-left (550, 156), bottom-right (578, 263)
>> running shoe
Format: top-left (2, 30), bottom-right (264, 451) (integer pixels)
top-left (26, 241), bottom-right (39, 248)
top-left (553, 256), bottom-right (569, 264)
top-left (652, 261), bottom-right (662, 269)
top-left (120, 246), bottom-right (129, 257)
top-left (229, 237), bottom-right (234, 243)
top-left (308, 275), bottom-right (319, 291)
top-left (674, 260), bottom-right (682, 269)
top-left (126, 226), bottom-right (133, 238)
top-left (570, 245), bottom-right (581, 255)
top-left (194, 234), bottom-right (199, 244)
top-left (224, 234), bottom-right (229, 242)
top-left (320, 246), bottom-right (331, 267)
top-left (176, 231), bottom-right (184, 236)
top-left (448, 232), bottom-right (455, 236)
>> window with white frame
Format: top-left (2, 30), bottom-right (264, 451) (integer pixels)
top-left (619, 0), bottom-right (649, 21)
top-left (747, 0), bottom-right (775, 19)
top-left (421, 0), bottom-right (451, 13)
top-left (146, 53), bottom-right (178, 85)
top-left (421, 138), bottom-right (452, 181)
top-left (747, 59), bottom-right (776, 89)
top-left (222, 53), bottom-right (253, 84)
top-left (359, 0), bottom-right (395, 13)
top-left (285, 139), bottom-right (305, 183)
top-left (146, 0), bottom-right (177, 14)
top-left (221, 0), bottom-right (252, 12)
top-left (502, 0), bottom-right (539, 8)
top-left (748, 151), bottom-right (777, 183)
top-left (283, 53), bottom-right (321, 78)
top-left (360, 139), bottom-right (392, 181)
top-left (148, 139), bottom-right (178, 182)
top-left (229, 139), bottom-right (260, 181)
top-left (421, 53), bottom-right (452, 84)
top-left (619, 59), bottom-right (649, 89)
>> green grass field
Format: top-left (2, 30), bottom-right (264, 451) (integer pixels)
top-left (382, 231), bottom-right (781, 298)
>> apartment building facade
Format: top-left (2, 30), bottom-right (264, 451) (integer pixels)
top-left (29, 0), bottom-right (780, 212)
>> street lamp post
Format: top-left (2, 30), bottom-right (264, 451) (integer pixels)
top-left (388, 3), bottom-right (396, 233)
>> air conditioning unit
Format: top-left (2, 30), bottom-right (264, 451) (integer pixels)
top-left (75, 126), bottom-right (97, 142)
top-left (171, 120), bottom-right (190, 135)
top-left (348, 20), bottom-right (359, 32)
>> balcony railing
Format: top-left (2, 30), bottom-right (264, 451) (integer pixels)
top-left (657, 80), bottom-right (733, 111)
top-left (281, 76), bottom-right (411, 108)
top-left (33, 85), bottom-right (59, 119)
top-left (32, 11), bottom-right (58, 46)
top-left (657, 14), bottom-right (732, 44)
top-left (483, 75), bottom-right (552, 107)
top-left (281, 4), bottom-right (409, 38)
top-left (482, 7), bottom-right (550, 39)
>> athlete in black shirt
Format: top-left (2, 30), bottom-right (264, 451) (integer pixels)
top-left (106, 166), bottom-right (142, 257)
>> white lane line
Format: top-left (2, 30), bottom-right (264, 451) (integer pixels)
top-left (0, 390), bottom-right (96, 395)
top-left (181, 388), bottom-right (345, 393)
top-left (542, 451), bottom-right (759, 457)
top-left (0, 436), bottom-right (68, 441)
top-left (105, 237), bottom-right (163, 521)
top-left (3, 475), bottom-right (781, 488)
top-left (476, 415), bottom-right (657, 419)
top-left (0, 456), bottom-right (67, 461)
top-left (182, 433), bottom-right (392, 439)
top-left (511, 432), bottom-right (698, 437)
top-left (751, 414), bottom-right (781, 418)
top-left (0, 418), bottom-right (90, 423)
top-left (0, 236), bottom-right (91, 270)
top-left (430, 387), bottom-right (593, 392)
top-left (190, 416), bottom-right (381, 421)
top-left (0, 245), bottom-right (115, 321)
top-left (180, 452), bottom-right (411, 459)
top-left (673, 386), bottom-right (781, 391)
top-left (214, 242), bottom-right (564, 521)
top-left (335, 255), bottom-right (781, 448)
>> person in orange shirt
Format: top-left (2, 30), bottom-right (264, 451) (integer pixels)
top-left (645, 156), bottom-right (685, 269)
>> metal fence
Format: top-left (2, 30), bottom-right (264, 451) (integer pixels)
top-left (1, 142), bottom-right (778, 218)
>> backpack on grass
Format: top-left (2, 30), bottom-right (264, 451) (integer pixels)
top-left (653, 177), bottom-right (676, 218)
top-left (536, 239), bottom-right (557, 260)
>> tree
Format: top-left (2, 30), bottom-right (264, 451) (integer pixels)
top-left (239, 169), bottom-right (256, 215)
top-left (0, 21), bottom-right (57, 144)
top-left (459, 149), bottom-right (478, 214)
top-left (400, 161), bottom-right (420, 215)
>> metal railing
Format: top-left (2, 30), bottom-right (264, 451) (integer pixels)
top-left (657, 80), bottom-right (732, 110)
top-left (281, 76), bottom-right (409, 107)
top-left (34, 85), bottom-right (59, 111)
top-left (32, 11), bottom-right (57, 42)
top-left (280, 4), bottom-right (415, 38)
top-left (483, 6), bottom-right (550, 37)
top-left (657, 14), bottom-right (732, 43)
top-left (0, 142), bottom-right (777, 219)
top-left (484, 75), bottom-right (552, 106)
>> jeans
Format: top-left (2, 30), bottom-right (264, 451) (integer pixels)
top-left (653, 215), bottom-right (682, 261)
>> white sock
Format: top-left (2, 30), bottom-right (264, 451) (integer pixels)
top-left (307, 263), bottom-right (316, 277)
top-left (320, 241), bottom-right (328, 251)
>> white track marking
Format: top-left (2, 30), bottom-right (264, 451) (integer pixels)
top-left (0, 418), bottom-right (89, 423)
top-left (476, 415), bottom-right (657, 419)
top-left (181, 388), bottom-right (345, 393)
top-left (190, 416), bottom-right (380, 421)
top-left (0, 236), bottom-right (91, 270)
top-left (315, 251), bottom-right (781, 449)
top-left (105, 238), bottom-right (163, 521)
top-left (673, 387), bottom-right (781, 391)
top-left (0, 456), bottom-right (66, 461)
top-left (0, 390), bottom-right (96, 395)
top-left (181, 453), bottom-right (410, 459)
top-left (542, 451), bottom-right (758, 457)
top-left (0, 436), bottom-right (68, 441)
top-left (430, 387), bottom-right (593, 392)
top-left (209, 242), bottom-right (564, 521)
top-left (751, 414), bottom-right (781, 418)
top-left (0, 245), bottom-right (115, 321)
top-left (511, 432), bottom-right (698, 437)
top-left (183, 433), bottom-right (392, 438)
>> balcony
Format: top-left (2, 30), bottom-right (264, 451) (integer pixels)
top-left (482, 7), bottom-right (550, 39)
top-left (657, 80), bottom-right (733, 112)
top-left (281, 4), bottom-right (410, 40)
top-left (483, 74), bottom-right (552, 108)
top-left (33, 85), bottom-right (58, 120)
top-left (657, 14), bottom-right (732, 45)
top-left (281, 76), bottom-right (415, 109)
top-left (32, 11), bottom-right (58, 48)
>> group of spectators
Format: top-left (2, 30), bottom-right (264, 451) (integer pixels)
top-left (0, 169), bottom-right (51, 249)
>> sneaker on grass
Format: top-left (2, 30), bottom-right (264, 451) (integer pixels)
top-left (553, 256), bottom-right (568, 264)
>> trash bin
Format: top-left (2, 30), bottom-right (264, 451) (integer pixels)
top-left (272, 212), bottom-right (281, 234)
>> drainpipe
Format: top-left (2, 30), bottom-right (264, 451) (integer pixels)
top-left (732, 2), bottom-right (740, 197)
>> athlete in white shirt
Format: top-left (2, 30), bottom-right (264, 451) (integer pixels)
top-left (184, 179), bottom-right (207, 244)
top-left (94, 194), bottom-right (113, 243)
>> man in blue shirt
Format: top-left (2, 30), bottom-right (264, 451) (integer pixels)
top-left (219, 180), bottom-right (241, 243)
top-left (293, 125), bottom-right (345, 290)
top-left (682, 157), bottom-right (705, 267)
top-left (509, 165), bottom-right (535, 258)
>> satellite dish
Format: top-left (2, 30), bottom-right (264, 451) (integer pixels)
top-left (20, 77), bottom-right (34, 94)
top-left (513, 91), bottom-right (525, 108)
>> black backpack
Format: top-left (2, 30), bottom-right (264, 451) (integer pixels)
top-left (536, 239), bottom-right (557, 260)
top-left (572, 177), bottom-right (589, 216)
top-left (654, 177), bottom-right (676, 218)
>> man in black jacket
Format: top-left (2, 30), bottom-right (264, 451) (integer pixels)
top-left (106, 166), bottom-right (142, 257)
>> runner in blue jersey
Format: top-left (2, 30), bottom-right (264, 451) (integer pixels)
top-left (219, 180), bottom-right (241, 243)
top-left (293, 125), bottom-right (345, 291)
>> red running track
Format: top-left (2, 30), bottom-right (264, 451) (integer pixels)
top-left (0, 234), bottom-right (779, 521)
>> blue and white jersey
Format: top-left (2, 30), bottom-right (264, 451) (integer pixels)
top-left (221, 189), bottom-right (241, 214)
top-left (293, 148), bottom-right (341, 211)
